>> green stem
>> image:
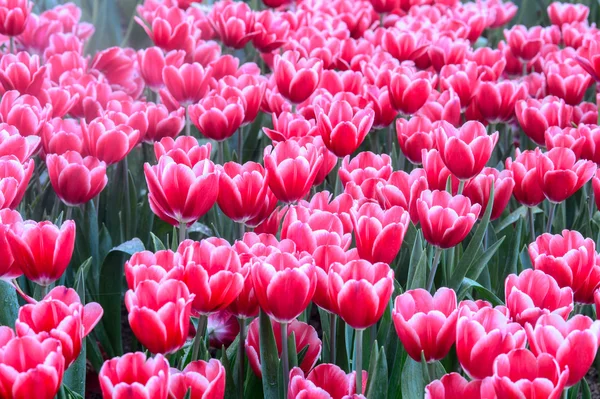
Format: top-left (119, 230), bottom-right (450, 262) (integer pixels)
top-left (122, 157), bottom-right (131, 240)
top-left (589, 187), bottom-right (596, 219)
top-left (457, 180), bottom-right (465, 195)
top-left (238, 125), bottom-right (245, 163)
top-left (36, 283), bottom-right (49, 301)
top-left (179, 221), bottom-right (186, 244)
top-left (120, 0), bottom-right (143, 47)
top-left (65, 206), bottom-right (73, 221)
top-left (330, 312), bottom-right (336, 365)
top-left (238, 318), bottom-right (246, 399)
top-left (218, 140), bottom-right (225, 165)
top-left (9, 36), bottom-right (14, 54)
top-left (546, 202), bottom-right (557, 234)
top-left (191, 315), bottom-right (208, 362)
top-left (185, 106), bottom-right (191, 136)
top-left (281, 322), bottom-right (290, 398)
top-left (355, 329), bottom-right (364, 395)
top-left (522, 61), bottom-right (527, 77)
top-left (426, 247), bottom-right (444, 292)
top-left (239, 222), bottom-right (245, 240)
top-left (528, 206), bottom-right (536, 242)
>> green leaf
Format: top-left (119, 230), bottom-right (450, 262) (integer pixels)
top-left (448, 182), bottom-right (495, 290)
top-left (188, 221), bottom-right (213, 237)
top-left (287, 331), bottom-right (298, 369)
top-left (150, 232), bottom-right (166, 252)
top-left (581, 378), bottom-right (592, 399)
top-left (458, 278), bottom-right (504, 306)
top-left (366, 345), bottom-right (388, 399)
top-left (63, 344), bottom-right (86, 397)
top-left (85, 200), bottom-right (100, 294)
top-left (466, 236), bottom-right (505, 281)
top-left (0, 280), bottom-right (19, 328)
top-left (258, 310), bottom-right (279, 399)
top-left (494, 205), bottom-right (527, 232)
top-left (74, 258), bottom-right (92, 303)
top-left (401, 357), bottom-right (426, 399)
top-left (407, 233), bottom-right (426, 290)
top-left (387, 346), bottom-right (406, 399)
top-left (495, 218), bottom-right (523, 296)
top-left (183, 388), bottom-right (192, 399)
top-left (221, 344), bottom-right (237, 399)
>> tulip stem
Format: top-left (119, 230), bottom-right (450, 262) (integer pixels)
top-left (65, 206), bottom-right (73, 222)
top-left (185, 106), bottom-right (191, 136)
top-left (426, 246), bottom-right (443, 292)
top-left (8, 37), bottom-right (13, 54)
top-left (330, 312), bottom-right (337, 364)
top-left (121, 157), bottom-right (131, 240)
top-left (238, 125), bottom-right (245, 163)
top-left (589, 189), bottom-right (596, 219)
top-left (238, 318), bottom-right (246, 399)
top-left (457, 180), bottom-right (465, 195)
top-left (546, 202), bottom-right (557, 233)
top-left (179, 221), bottom-right (186, 244)
top-left (239, 222), bottom-right (245, 240)
top-left (355, 328), bottom-right (364, 394)
top-left (281, 322), bottom-right (290, 397)
top-left (191, 315), bottom-right (208, 362)
top-left (218, 140), bottom-right (224, 165)
top-left (522, 61), bottom-right (527, 77)
top-left (528, 207), bottom-right (536, 241)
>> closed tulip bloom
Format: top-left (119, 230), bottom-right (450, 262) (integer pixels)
top-left (226, 261), bottom-right (259, 319)
top-left (418, 90), bottom-right (461, 127)
top-left (435, 121), bottom-right (498, 181)
top-left (0, 91), bottom-right (49, 137)
top-left (82, 116), bottom-right (140, 165)
top-left (154, 136), bottom-right (212, 167)
top-left (529, 230), bottom-right (600, 304)
top-left (144, 103), bottom-right (185, 143)
top-left (417, 190), bottom-right (481, 249)
top-left (178, 239), bottom-right (244, 315)
top-left (252, 10), bottom-right (289, 53)
top-left (396, 116), bottom-right (435, 165)
top-left (42, 118), bottom-right (84, 158)
top-left (144, 156), bottom-right (218, 227)
top-left (316, 100), bottom-right (374, 157)
top-left (473, 80), bottom-right (527, 124)
top-left (328, 259), bottom-right (394, 330)
top-left (351, 202), bottom-right (409, 264)
top-left (504, 25), bottom-right (543, 61)
top-left (162, 63), bottom-right (213, 106)
top-left (168, 359), bottom-right (225, 399)
top-left (16, 286), bottom-right (103, 367)
top-left (0, 157), bottom-right (34, 210)
top-left (388, 67), bottom-right (432, 115)
top-left (576, 124), bottom-right (600, 164)
top-left (428, 37), bottom-right (470, 72)
top-left (137, 47), bottom-right (185, 92)
top-left (547, 2), bottom-right (589, 25)
top-left (338, 152), bottom-right (392, 188)
top-left (274, 50), bottom-right (322, 104)
top-left (421, 149), bottom-right (453, 191)
top-left (456, 306), bottom-right (527, 379)
top-left (263, 140), bottom-right (323, 203)
top-left (515, 97), bottom-right (573, 146)
top-left (0, 0), bottom-right (32, 36)
top-left (493, 348), bottom-right (569, 398)
top-left (135, 5), bottom-right (196, 54)
top-left (545, 126), bottom-right (586, 157)
top-left (288, 364), bottom-right (367, 399)
top-left (245, 317), bottom-right (321, 378)
top-left (537, 147), bottom-right (596, 203)
top-left (392, 288), bottom-right (459, 362)
top-left (210, 1), bottom-right (256, 49)
top-left (125, 279), bottom-right (193, 355)
top-left (46, 151), bottom-right (107, 206)
top-left (462, 168), bottom-right (514, 221)
top-left (545, 63), bottom-right (593, 106)
top-left (99, 352), bottom-right (170, 399)
top-left (505, 269), bottom-right (573, 326)
top-left (505, 149), bottom-right (546, 207)
top-left (526, 314), bottom-right (600, 387)
top-left (207, 311), bottom-right (239, 349)
top-left (217, 162), bottom-right (271, 224)
top-left (0, 335), bottom-right (64, 399)
top-left (426, 373), bottom-right (494, 399)
top-left (125, 250), bottom-right (184, 290)
top-left (0, 52), bottom-right (46, 96)
top-left (0, 209), bottom-right (23, 279)
top-left (189, 93), bottom-right (245, 142)
top-left (376, 169), bottom-right (428, 224)
top-left (281, 208), bottom-right (350, 254)
top-left (6, 220), bottom-right (75, 286)
top-left (0, 124), bottom-right (39, 163)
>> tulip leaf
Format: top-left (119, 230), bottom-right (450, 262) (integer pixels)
top-left (85, 200), bottom-right (100, 294)
top-left (287, 331), bottom-right (298, 369)
top-left (494, 218), bottom-right (523, 296)
top-left (466, 236), bottom-right (505, 282)
top-left (188, 221), bottom-right (214, 237)
top-left (407, 232), bottom-right (426, 290)
top-left (457, 278), bottom-right (503, 306)
top-left (183, 388), bottom-right (192, 399)
top-left (0, 280), bottom-right (18, 328)
top-left (388, 346), bottom-right (406, 399)
top-left (448, 182), bottom-right (495, 291)
top-left (493, 205), bottom-right (528, 232)
top-left (221, 344), bottom-right (237, 399)
top-left (258, 309), bottom-right (279, 399)
top-left (74, 257), bottom-right (92, 304)
top-left (568, 382), bottom-right (581, 399)
top-left (63, 348), bottom-right (86, 397)
top-left (400, 357), bottom-right (427, 399)
top-left (150, 232), bottom-right (166, 252)
top-left (582, 378), bottom-right (592, 399)
top-left (366, 345), bottom-right (388, 399)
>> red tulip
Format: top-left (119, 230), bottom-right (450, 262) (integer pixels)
top-left (0, 52), bottom-right (48, 98)
top-left (16, 286), bottom-right (103, 367)
top-left (545, 62), bottom-right (593, 106)
top-left (381, 28), bottom-right (428, 62)
top-left (428, 37), bottom-right (469, 72)
top-left (472, 80), bottom-right (527, 124)
top-left (421, 149), bottom-right (453, 191)
top-left (178, 239), bottom-right (244, 315)
top-left (168, 359), bottom-right (225, 399)
top-left (189, 93), bottom-right (244, 142)
top-left (526, 314), bottom-right (600, 387)
top-left (99, 352), bottom-right (170, 399)
top-left (388, 66), bottom-right (432, 115)
top-left (282, 207), bottom-right (350, 254)
top-left (144, 156), bottom-right (218, 227)
top-left (536, 147), bottom-right (596, 203)
top-left (545, 126), bottom-right (586, 157)
top-left (263, 139), bottom-right (323, 203)
top-left (263, 112), bottom-right (317, 143)
top-left (215, 74), bottom-right (266, 125)
top-left (288, 364), bottom-right (367, 399)
top-left (392, 288), bottom-right (458, 362)
top-left (143, 103), bottom-right (185, 143)
top-left (46, 151), bottom-right (107, 206)
top-left (0, 91), bottom-right (50, 137)
top-left (529, 230), bottom-right (600, 303)
top-left (435, 121), bottom-right (498, 181)
top-left (468, 47), bottom-right (507, 82)
top-left (426, 373), bottom-right (494, 399)
top-left (547, 2), bottom-right (589, 25)
top-left (493, 348), bottom-right (569, 398)
top-left (0, 157), bottom-right (33, 210)
top-left (0, 335), bottom-right (64, 399)
top-left (574, 124), bottom-right (600, 164)
top-left (0, 0), bottom-right (32, 36)
top-left (456, 306), bottom-right (526, 379)
top-left (505, 269), bottom-right (573, 327)
top-left (82, 116), bottom-right (140, 165)
top-left (125, 250), bottom-right (184, 290)
top-left (316, 100), bottom-right (374, 157)
top-left (593, 169), bottom-right (600, 211)
top-left (6, 220), bottom-right (75, 286)
top-left (138, 47), bottom-right (185, 92)
top-left (162, 63), bottom-right (213, 106)
top-left (328, 259), bottom-right (394, 330)
top-left (0, 124), bottom-right (38, 163)
top-left (245, 317), bottom-right (321, 378)
top-left (365, 85), bottom-right (397, 129)
top-left (209, 1), bottom-right (256, 49)
top-left (439, 62), bottom-right (478, 110)
top-left (462, 168), bottom-right (514, 221)
top-left (417, 190), bottom-right (481, 249)
top-left (376, 169), bottom-right (428, 224)
top-left (125, 279), bottom-right (193, 354)
top-left (0, 209), bottom-right (22, 279)
top-left (207, 311), bottom-right (239, 349)
top-left (42, 118), bottom-right (84, 158)
top-left (274, 51), bottom-right (323, 104)
top-left (504, 25), bottom-right (543, 61)
top-left (339, 152), bottom-right (392, 188)
top-left (154, 136), bottom-right (212, 167)
top-left (226, 261), bottom-right (259, 319)
top-left (351, 202), bottom-right (409, 264)
top-left (135, 5), bottom-right (196, 54)
top-left (505, 149), bottom-right (546, 207)
top-left (252, 10), bottom-right (290, 53)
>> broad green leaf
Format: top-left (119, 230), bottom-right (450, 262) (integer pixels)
top-left (466, 236), bottom-right (505, 282)
top-left (494, 205), bottom-right (527, 232)
top-left (458, 278), bottom-right (504, 306)
top-left (582, 378), bottom-right (592, 399)
top-left (258, 310), bottom-right (279, 399)
top-left (366, 345), bottom-right (388, 399)
top-left (63, 346), bottom-right (86, 397)
top-left (74, 258), bottom-right (92, 303)
top-left (0, 280), bottom-right (19, 328)
top-left (150, 232), bottom-right (166, 252)
top-left (407, 233), bottom-right (426, 289)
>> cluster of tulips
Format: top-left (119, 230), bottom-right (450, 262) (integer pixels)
top-left (1, 0), bottom-right (600, 397)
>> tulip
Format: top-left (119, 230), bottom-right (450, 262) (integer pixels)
top-left (425, 373), bottom-right (494, 399)
top-left (392, 288), bottom-right (458, 362)
top-left (316, 100), bottom-right (375, 157)
top-left (0, 335), bottom-right (64, 399)
top-left (547, 2), bottom-right (589, 25)
top-left (472, 80), bottom-right (527, 124)
top-left (462, 168), bottom-right (514, 221)
top-left (338, 152), bottom-right (392, 188)
top-left (137, 47), bottom-right (185, 92)
top-left (209, 1), bottom-right (256, 49)
top-left (144, 156), bottom-right (218, 227)
top-left (189, 93), bottom-right (245, 142)
top-left (529, 230), bottom-right (600, 303)
top-left (388, 67), bottom-right (432, 115)
top-left (263, 140), bottom-right (324, 203)
top-left (178, 239), bottom-right (244, 315)
top-left (593, 169), bottom-right (600, 212)
top-left (439, 62), bottom-right (478, 110)
top-left (6, 220), bottom-right (75, 286)
top-left (252, 10), bottom-right (290, 53)
top-left (154, 136), bottom-right (212, 166)
top-left (124, 250), bottom-right (184, 290)
top-left (42, 118), bottom-right (84, 158)
top-left (143, 103), bottom-right (185, 143)
top-left (537, 147), bottom-right (596, 204)
top-left (207, 311), bottom-right (239, 349)
top-left (168, 359), bottom-right (225, 399)
top-left (376, 169), bottom-right (428, 224)
top-left (366, 86), bottom-right (397, 129)
top-left (99, 352), bottom-right (170, 399)
top-left (418, 90), bottom-right (461, 127)
top-left (0, 52), bottom-right (47, 97)
top-left (428, 37), bottom-right (470, 72)
top-left (421, 149), bottom-right (453, 191)
top-left (504, 25), bottom-right (544, 62)
top-left (505, 149), bottom-right (546, 207)
top-left (46, 151), bottom-right (107, 206)
top-left (0, 0), bottom-right (32, 37)
top-left (288, 364), bottom-right (367, 399)
top-left (263, 112), bottom-right (317, 143)
top-left (0, 157), bottom-right (34, 210)
top-left (16, 286), bottom-right (103, 367)
top-left (162, 63), bottom-right (213, 106)
top-left (456, 306), bottom-right (527, 379)
top-left (274, 51), bottom-right (323, 104)
top-left (281, 208), bottom-right (350, 255)
top-left (136, 5), bottom-right (197, 53)
top-left (0, 124), bottom-right (39, 163)
top-left (493, 348), bottom-right (569, 398)
top-left (252, 252), bottom-right (316, 323)
top-left (351, 202), bottom-right (410, 264)
top-left (381, 28), bottom-right (428, 62)
top-left (505, 269), bottom-right (573, 326)
top-left (545, 62), bottom-right (593, 106)
top-left (245, 317), bottom-right (322, 378)
top-left (82, 116), bottom-right (140, 165)
top-left (226, 261), bottom-right (259, 319)
top-left (545, 126), bottom-right (586, 157)
top-left (0, 91), bottom-right (49, 137)
top-left (526, 314), bottom-right (600, 387)
top-left (514, 97), bottom-right (573, 146)
top-left (435, 121), bottom-right (498, 181)
top-left (0, 209), bottom-right (22, 279)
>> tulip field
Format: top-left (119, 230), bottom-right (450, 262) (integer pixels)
top-left (5, 0), bottom-right (600, 398)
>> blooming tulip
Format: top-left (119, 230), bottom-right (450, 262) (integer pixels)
top-left (124, 250), bottom-right (184, 290)
top-left (338, 152), bottom-right (392, 188)
top-left (396, 117), bottom-right (435, 165)
top-left (274, 51), bottom-right (322, 104)
top-left (0, 156), bottom-right (34, 210)
top-left (154, 136), bottom-right (212, 167)
top-left (514, 97), bottom-right (573, 146)
top-left (547, 2), bottom-right (589, 25)
top-left (462, 168), bottom-right (514, 221)
top-left (388, 67), bottom-right (432, 115)
top-left (288, 364), bottom-right (367, 399)
top-left (0, 209), bottom-right (22, 279)
top-left (189, 93), bottom-right (245, 142)
top-left (0, 0), bottom-right (32, 36)
top-left (162, 63), bottom-right (213, 106)
top-left (425, 373), bottom-right (494, 399)
top-left (82, 116), bottom-right (140, 165)
top-left (137, 47), bottom-right (185, 92)
top-left (505, 149), bottom-right (546, 207)
top-left (168, 359), bottom-right (225, 399)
